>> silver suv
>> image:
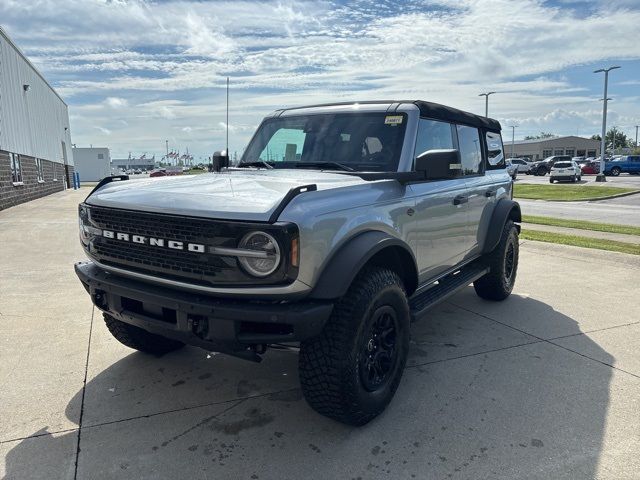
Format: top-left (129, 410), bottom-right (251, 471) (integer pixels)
top-left (75, 100), bottom-right (521, 425)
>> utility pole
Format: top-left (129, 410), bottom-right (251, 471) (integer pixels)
top-left (478, 92), bottom-right (496, 117)
top-left (594, 65), bottom-right (620, 182)
top-left (509, 125), bottom-right (518, 158)
top-left (635, 125), bottom-right (639, 147)
top-left (226, 77), bottom-right (230, 157)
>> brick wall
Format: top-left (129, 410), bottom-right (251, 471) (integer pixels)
top-left (0, 150), bottom-right (73, 211)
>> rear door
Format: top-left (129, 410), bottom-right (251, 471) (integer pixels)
top-left (462, 127), bottom-right (500, 257)
top-left (409, 118), bottom-right (469, 282)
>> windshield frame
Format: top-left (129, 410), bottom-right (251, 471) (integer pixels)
top-left (240, 112), bottom-right (409, 173)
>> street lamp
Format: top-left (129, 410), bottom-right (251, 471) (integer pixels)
top-left (479, 92), bottom-right (496, 117)
top-left (508, 125), bottom-right (518, 158)
top-left (594, 66), bottom-right (620, 182)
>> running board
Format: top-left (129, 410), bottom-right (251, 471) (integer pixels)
top-left (409, 262), bottom-right (489, 322)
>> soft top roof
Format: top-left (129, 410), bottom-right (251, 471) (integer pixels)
top-left (279, 100), bottom-right (501, 132)
top-left (411, 100), bottom-right (501, 132)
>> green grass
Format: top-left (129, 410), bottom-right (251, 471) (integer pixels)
top-left (514, 184), bottom-right (638, 201)
top-left (522, 215), bottom-right (640, 237)
top-left (521, 230), bottom-right (640, 256)
top-left (184, 169), bottom-right (208, 175)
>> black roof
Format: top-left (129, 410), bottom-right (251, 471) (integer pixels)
top-left (282, 100), bottom-right (501, 132)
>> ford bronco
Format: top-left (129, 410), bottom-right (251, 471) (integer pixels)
top-left (75, 100), bottom-right (520, 425)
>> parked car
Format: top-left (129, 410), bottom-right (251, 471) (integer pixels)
top-left (505, 159), bottom-right (518, 180)
top-left (530, 155), bottom-right (571, 176)
top-left (572, 156), bottom-right (586, 163)
top-left (75, 99), bottom-right (520, 425)
top-left (149, 169), bottom-right (167, 177)
top-left (506, 158), bottom-right (531, 174)
top-left (550, 160), bottom-right (581, 183)
top-left (580, 161), bottom-right (599, 175)
top-left (604, 155), bottom-right (640, 176)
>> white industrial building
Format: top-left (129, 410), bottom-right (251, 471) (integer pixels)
top-left (0, 26), bottom-right (74, 210)
top-left (73, 147), bottom-right (111, 182)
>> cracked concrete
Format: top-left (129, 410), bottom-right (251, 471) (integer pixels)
top-left (1, 188), bottom-right (639, 479)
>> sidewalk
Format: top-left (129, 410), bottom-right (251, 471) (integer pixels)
top-left (522, 222), bottom-right (640, 244)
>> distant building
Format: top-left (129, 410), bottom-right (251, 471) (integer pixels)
top-left (508, 136), bottom-right (601, 160)
top-left (73, 147), bottom-right (111, 182)
top-left (112, 155), bottom-right (156, 171)
top-left (0, 26), bottom-right (74, 210)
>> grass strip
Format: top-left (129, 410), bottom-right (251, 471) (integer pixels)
top-left (522, 215), bottom-right (640, 237)
top-left (514, 184), bottom-right (638, 201)
top-left (521, 229), bottom-right (640, 256)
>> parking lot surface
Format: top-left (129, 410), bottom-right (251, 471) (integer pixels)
top-left (516, 173), bottom-right (640, 189)
top-left (1, 189), bottom-right (639, 479)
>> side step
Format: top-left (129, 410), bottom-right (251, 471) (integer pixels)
top-left (409, 262), bottom-right (489, 322)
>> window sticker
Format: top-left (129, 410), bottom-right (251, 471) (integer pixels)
top-left (384, 115), bottom-right (403, 125)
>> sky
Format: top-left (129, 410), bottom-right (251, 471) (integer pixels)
top-left (1, 0), bottom-right (639, 161)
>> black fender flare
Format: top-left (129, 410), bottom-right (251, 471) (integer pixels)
top-left (482, 199), bottom-right (521, 254)
top-left (309, 231), bottom-right (418, 300)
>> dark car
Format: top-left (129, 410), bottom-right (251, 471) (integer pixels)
top-left (530, 155), bottom-right (571, 176)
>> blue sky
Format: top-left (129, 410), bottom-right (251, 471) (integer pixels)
top-left (1, 0), bottom-right (639, 160)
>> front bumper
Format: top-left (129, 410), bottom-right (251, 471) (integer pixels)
top-left (75, 261), bottom-right (333, 354)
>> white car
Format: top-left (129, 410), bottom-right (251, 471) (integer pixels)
top-left (550, 160), bottom-right (581, 183)
top-left (507, 158), bottom-right (531, 174)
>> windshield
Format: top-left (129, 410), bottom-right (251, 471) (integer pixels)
top-left (241, 112), bottom-right (407, 172)
top-left (554, 162), bottom-right (572, 168)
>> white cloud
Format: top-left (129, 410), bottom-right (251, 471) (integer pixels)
top-left (104, 97), bottom-right (128, 108)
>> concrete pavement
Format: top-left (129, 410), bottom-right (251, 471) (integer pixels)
top-left (1, 189), bottom-right (639, 480)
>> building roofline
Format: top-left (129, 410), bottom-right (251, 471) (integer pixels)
top-left (512, 135), bottom-right (600, 145)
top-left (0, 25), bottom-right (67, 106)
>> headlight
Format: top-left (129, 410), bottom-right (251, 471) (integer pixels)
top-left (237, 231), bottom-right (281, 277)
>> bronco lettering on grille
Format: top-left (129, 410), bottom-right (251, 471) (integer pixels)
top-left (101, 230), bottom-right (206, 253)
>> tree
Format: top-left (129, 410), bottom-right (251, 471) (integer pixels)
top-left (523, 132), bottom-right (556, 140)
top-left (591, 129), bottom-right (632, 152)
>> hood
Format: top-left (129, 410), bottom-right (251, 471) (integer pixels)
top-left (85, 169), bottom-right (369, 222)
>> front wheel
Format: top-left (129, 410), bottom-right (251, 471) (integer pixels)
top-left (611, 167), bottom-right (621, 176)
top-left (474, 220), bottom-right (519, 301)
top-left (299, 267), bottom-right (410, 426)
top-left (549, 178), bottom-right (554, 184)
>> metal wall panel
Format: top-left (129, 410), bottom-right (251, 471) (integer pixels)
top-left (0, 28), bottom-right (73, 166)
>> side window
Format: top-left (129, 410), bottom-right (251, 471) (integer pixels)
top-left (485, 131), bottom-right (504, 169)
top-left (259, 128), bottom-right (306, 162)
top-left (414, 119), bottom-right (454, 158)
top-left (10, 153), bottom-right (23, 184)
top-left (36, 158), bottom-right (44, 182)
top-left (456, 125), bottom-right (482, 175)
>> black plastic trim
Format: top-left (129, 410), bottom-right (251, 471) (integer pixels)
top-left (482, 199), bottom-right (522, 254)
top-left (85, 175), bottom-right (129, 201)
top-left (268, 184), bottom-right (317, 223)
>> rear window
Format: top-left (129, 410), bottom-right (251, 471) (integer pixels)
top-left (554, 162), bottom-right (572, 168)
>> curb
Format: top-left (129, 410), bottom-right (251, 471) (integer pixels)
top-left (515, 189), bottom-right (640, 203)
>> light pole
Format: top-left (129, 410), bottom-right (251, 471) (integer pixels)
top-left (635, 125), bottom-right (638, 148)
top-left (509, 125), bottom-right (518, 158)
top-left (479, 92), bottom-right (496, 117)
top-left (594, 66), bottom-right (620, 182)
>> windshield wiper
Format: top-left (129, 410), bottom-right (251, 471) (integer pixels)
top-left (293, 161), bottom-right (354, 172)
top-left (237, 161), bottom-right (274, 169)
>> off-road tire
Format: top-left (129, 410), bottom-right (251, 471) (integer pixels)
top-left (299, 267), bottom-right (410, 426)
top-left (474, 220), bottom-right (519, 301)
top-left (104, 314), bottom-right (185, 355)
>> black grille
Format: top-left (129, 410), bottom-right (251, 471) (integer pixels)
top-left (85, 206), bottom-right (297, 287)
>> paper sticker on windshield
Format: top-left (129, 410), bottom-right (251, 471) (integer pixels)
top-left (385, 115), bottom-right (403, 125)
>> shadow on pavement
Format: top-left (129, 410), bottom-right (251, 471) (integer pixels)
top-left (5, 293), bottom-right (614, 479)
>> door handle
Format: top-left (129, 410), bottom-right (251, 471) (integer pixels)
top-left (453, 195), bottom-right (468, 205)
top-left (485, 189), bottom-right (496, 197)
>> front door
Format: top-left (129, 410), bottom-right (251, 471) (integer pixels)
top-left (409, 118), bottom-right (469, 282)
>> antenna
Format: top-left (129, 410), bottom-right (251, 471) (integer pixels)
top-left (226, 76), bottom-right (229, 157)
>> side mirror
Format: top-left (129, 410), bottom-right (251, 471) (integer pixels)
top-left (415, 149), bottom-right (462, 180)
top-left (211, 150), bottom-right (229, 172)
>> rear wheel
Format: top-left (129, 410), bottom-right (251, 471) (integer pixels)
top-left (474, 220), bottom-right (519, 301)
top-left (549, 178), bottom-right (554, 183)
top-left (104, 314), bottom-right (185, 355)
top-left (611, 167), bottom-right (621, 176)
top-left (299, 267), bottom-right (410, 426)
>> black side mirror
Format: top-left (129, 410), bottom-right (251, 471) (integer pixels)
top-left (415, 149), bottom-right (462, 180)
top-left (211, 150), bottom-right (229, 172)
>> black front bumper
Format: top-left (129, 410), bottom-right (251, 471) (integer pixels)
top-left (75, 262), bottom-right (333, 354)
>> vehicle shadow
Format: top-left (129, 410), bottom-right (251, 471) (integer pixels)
top-left (5, 293), bottom-right (614, 479)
